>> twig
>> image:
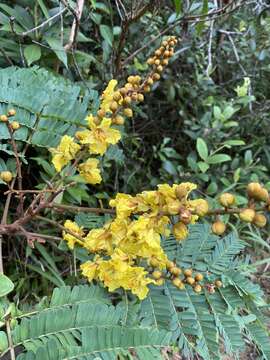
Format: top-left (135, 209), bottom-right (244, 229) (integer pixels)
top-left (21, 7), bottom-right (67, 36)
top-left (48, 202), bottom-right (115, 214)
top-left (62, 0), bottom-right (85, 50)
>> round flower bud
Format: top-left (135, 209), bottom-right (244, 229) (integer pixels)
top-left (183, 269), bottom-right (193, 277)
top-left (0, 171), bottom-right (13, 183)
top-left (147, 78), bottom-right (154, 86)
top-left (119, 88), bottom-right (128, 96)
top-left (110, 101), bottom-right (118, 112)
top-left (123, 96), bottom-right (132, 105)
top-left (219, 193), bottom-right (235, 207)
top-left (143, 85), bottom-right (151, 93)
top-left (166, 260), bottom-right (175, 270)
top-left (195, 273), bottom-right (204, 282)
top-left (164, 50), bottom-right (170, 57)
top-left (113, 115), bottom-right (125, 125)
top-left (123, 108), bottom-right (133, 118)
top-left (155, 49), bottom-right (162, 57)
top-left (253, 213), bottom-right (267, 228)
top-left (212, 221), bottom-right (226, 235)
top-left (147, 58), bottom-right (154, 65)
top-left (124, 83), bottom-right (133, 90)
top-left (172, 278), bottom-right (182, 288)
top-left (154, 59), bottom-right (160, 66)
top-left (131, 93), bottom-right (138, 101)
top-left (215, 280), bottom-right (223, 288)
top-left (156, 65), bottom-right (163, 73)
top-left (97, 109), bottom-right (106, 118)
top-left (162, 40), bottom-right (168, 47)
top-left (175, 184), bottom-right (188, 199)
top-left (162, 59), bottom-right (169, 66)
top-left (239, 208), bottom-right (255, 223)
top-left (8, 109), bottom-right (16, 116)
top-left (152, 270), bottom-right (162, 280)
top-left (113, 92), bottom-right (122, 102)
top-left (134, 75), bottom-right (141, 84)
top-left (173, 222), bottom-right (188, 241)
top-left (11, 121), bottom-right (20, 130)
top-left (247, 182), bottom-right (262, 199)
top-left (149, 258), bottom-right (159, 268)
top-left (194, 284), bottom-right (202, 293)
top-left (170, 267), bottom-right (182, 276)
top-left (137, 93), bottom-right (144, 102)
top-left (186, 277), bottom-right (195, 285)
top-left (153, 73), bottom-right (161, 81)
top-left (0, 114), bottom-right (8, 122)
top-left (155, 278), bottom-right (164, 286)
top-left (127, 76), bottom-right (135, 84)
top-left (192, 199), bottom-right (209, 217)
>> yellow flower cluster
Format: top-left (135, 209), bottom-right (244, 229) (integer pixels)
top-left (50, 36), bottom-right (178, 185)
top-left (62, 182), bottom-right (209, 299)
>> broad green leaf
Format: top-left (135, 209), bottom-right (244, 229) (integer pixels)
top-left (24, 45), bottom-right (41, 66)
top-left (207, 154), bottom-right (231, 164)
top-left (197, 161), bottom-right (209, 173)
top-left (37, 0), bottom-right (49, 19)
top-left (0, 331), bottom-right (8, 352)
top-left (0, 274), bottom-right (14, 297)
top-left (224, 140), bottom-right (245, 146)
top-left (46, 37), bottom-right (68, 68)
top-left (100, 24), bottom-right (113, 47)
top-left (196, 138), bottom-right (208, 160)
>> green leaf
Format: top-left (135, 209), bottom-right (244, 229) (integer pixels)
top-left (197, 161), bottom-right (209, 173)
top-left (46, 37), bottom-right (68, 68)
top-left (100, 24), bottom-right (113, 47)
top-left (24, 45), bottom-right (41, 66)
top-left (174, 0), bottom-right (182, 14)
top-left (0, 331), bottom-right (8, 352)
top-left (0, 274), bottom-right (14, 297)
top-left (206, 154), bottom-right (231, 164)
top-left (196, 138), bottom-right (208, 160)
top-left (224, 140), bottom-right (245, 146)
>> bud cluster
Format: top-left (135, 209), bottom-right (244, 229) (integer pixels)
top-left (0, 108), bottom-right (20, 131)
top-left (211, 182), bottom-right (269, 236)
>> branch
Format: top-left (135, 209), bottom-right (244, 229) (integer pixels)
top-left (62, 0), bottom-right (85, 51)
top-left (48, 202), bottom-right (115, 215)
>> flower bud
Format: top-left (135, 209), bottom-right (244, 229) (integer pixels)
top-left (155, 278), bottom-right (164, 286)
top-left (152, 270), bottom-right (162, 280)
top-left (97, 109), bottom-right (106, 118)
top-left (215, 280), bottom-right (223, 288)
top-left (164, 50), bottom-right (170, 57)
top-left (186, 277), bottom-right (195, 285)
top-left (183, 269), bottom-right (193, 277)
top-left (194, 284), bottom-right (202, 293)
top-left (247, 182), bottom-right (262, 199)
top-left (170, 267), bottom-right (182, 276)
top-left (147, 58), bottom-right (154, 65)
top-left (156, 65), bottom-right (163, 73)
top-left (113, 115), bottom-right (125, 125)
top-left (239, 208), bottom-right (255, 223)
top-left (154, 59), bottom-right (160, 66)
top-left (172, 277), bottom-right (182, 288)
top-left (191, 199), bottom-right (209, 217)
top-left (150, 258), bottom-right (159, 268)
top-left (219, 193), bottom-right (235, 207)
top-left (8, 109), bottom-right (16, 116)
top-left (143, 85), bottom-right (151, 93)
top-left (175, 184), bottom-right (188, 199)
top-left (137, 93), bottom-right (144, 102)
top-left (123, 108), bottom-right (133, 118)
top-left (180, 210), bottom-right (192, 224)
top-left (195, 273), bottom-right (204, 282)
top-left (212, 221), bottom-right (226, 235)
top-left (110, 101), bottom-right (118, 112)
top-left (11, 121), bottom-right (20, 130)
top-left (153, 73), bottom-right (161, 81)
top-left (173, 222), bottom-right (188, 241)
top-left (253, 213), bottom-right (267, 228)
top-left (0, 171), bottom-right (13, 183)
top-left (0, 114), bottom-right (8, 122)
top-left (113, 92), bottom-right (122, 102)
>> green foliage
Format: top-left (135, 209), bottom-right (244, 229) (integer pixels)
top-left (1, 226), bottom-right (269, 360)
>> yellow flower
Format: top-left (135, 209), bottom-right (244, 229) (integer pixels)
top-left (173, 222), bottom-right (188, 241)
top-left (76, 116), bottom-right (121, 155)
top-left (80, 260), bottom-right (98, 282)
top-left (50, 135), bottom-right (81, 172)
top-left (97, 249), bottom-right (154, 299)
top-left (78, 158), bottom-right (102, 184)
top-left (100, 80), bottom-right (118, 112)
top-left (84, 225), bottom-right (113, 254)
top-left (136, 190), bottom-right (160, 213)
top-left (109, 193), bottom-right (138, 219)
top-left (63, 220), bottom-right (84, 249)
